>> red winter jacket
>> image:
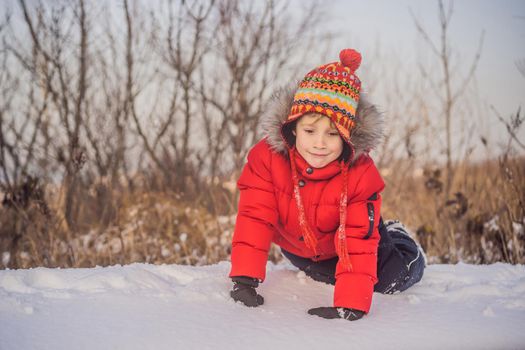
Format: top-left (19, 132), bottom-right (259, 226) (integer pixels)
top-left (229, 86), bottom-right (385, 313)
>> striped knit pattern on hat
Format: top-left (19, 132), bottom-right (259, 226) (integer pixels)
top-left (287, 49), bottom-right (362, 146)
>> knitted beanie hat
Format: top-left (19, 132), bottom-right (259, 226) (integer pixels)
top-left (281, 48), bottom-right (363, 159)
top-left (282, 48), bottom-right (364, 272)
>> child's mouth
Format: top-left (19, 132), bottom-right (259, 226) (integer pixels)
top-left (309, 152), bottom-right (329, 157)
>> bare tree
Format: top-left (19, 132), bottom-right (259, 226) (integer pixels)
top-left (82, 2), bottom-right (132, 186)
top-left (0, 3), bottom-right (50, 192)
top-left (119, 0), bottom-right (215, 193)
top-left (0, 0), bottom-right (342, 267)
top-left (161, 0), bottom-right (213, 189)
top-left (203, 0), bottom-right (323, 175)
top-left (411, 0), bottom-right (484, 198)
top-left (8, 0), bottom-right (90, 230)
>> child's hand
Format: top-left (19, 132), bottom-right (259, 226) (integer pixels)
top-left (230, 276), bottom-right (264, 307)
top-left (308, 307), bottom-right (365, 321)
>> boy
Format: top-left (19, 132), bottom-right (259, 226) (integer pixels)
top-left (229, 49), bottom-right (425, 321)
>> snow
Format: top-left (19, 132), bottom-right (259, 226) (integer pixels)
top-left (1, 262), bottom-right (525, 350)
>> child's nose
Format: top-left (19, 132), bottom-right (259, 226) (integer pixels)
top-left (314, 134), bottom-right (327, 148)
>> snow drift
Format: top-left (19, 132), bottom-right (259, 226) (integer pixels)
top-left (1, 262), bottom-right (524, 349)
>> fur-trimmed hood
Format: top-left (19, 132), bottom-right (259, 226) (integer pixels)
top-left (259, 84), bottom-right (384, 162)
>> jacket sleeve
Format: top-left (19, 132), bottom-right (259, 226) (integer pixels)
top-left (229, 141), bottom-right (279, 282)
top-left (333, 160), bottom-right (385, 313)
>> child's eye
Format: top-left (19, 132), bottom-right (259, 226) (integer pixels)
top-left (329, 132), bottom-right (339, 136)
top-left (304, 129), bottom-right (314, 134)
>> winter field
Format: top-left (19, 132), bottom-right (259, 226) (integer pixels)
top-left (1, 262), bottom-right (524, 350)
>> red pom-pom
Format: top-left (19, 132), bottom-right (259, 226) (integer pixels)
top-left (339, 49), bottom-right (361, 72)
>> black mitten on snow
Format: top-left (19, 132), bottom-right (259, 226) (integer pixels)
top-left (230, 276), bottom-right (264, 307)
top-left (308, 307), bottom-right (365, 321)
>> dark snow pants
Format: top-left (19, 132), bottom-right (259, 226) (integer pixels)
top-left (281, 219), bottom-right (426, 294)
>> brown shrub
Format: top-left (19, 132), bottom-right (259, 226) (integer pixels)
top-left (1, 156), bottom-right (523, 269)
top-left (381, 156), bottom-right (525, 264)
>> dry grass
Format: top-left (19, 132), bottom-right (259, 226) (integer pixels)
top-left (381, 156), bottom-right (524, 264)
top-left (1, 156), bottom-right (523, 269)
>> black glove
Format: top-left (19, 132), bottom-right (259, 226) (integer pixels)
top-left (230, 276), bottom-right (264, 307)
top-left (308, 307), bottom-right (365, 321)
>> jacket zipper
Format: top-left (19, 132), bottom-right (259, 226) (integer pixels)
top-left (364, 202), bottom-right (375, 240)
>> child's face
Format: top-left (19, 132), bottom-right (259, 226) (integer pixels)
top-left (293, 113), bottom-right (344, 168)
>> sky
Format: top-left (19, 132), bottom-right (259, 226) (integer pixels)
top-left (316, 0), bottom-right (525, 153)
top-left (1, 0), bottom-right (523, 160)
top-left (333, 0), bottom-right (524, 105)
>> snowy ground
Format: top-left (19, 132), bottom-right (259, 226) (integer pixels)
top-left (1, 261), bottom-right (524, 350)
